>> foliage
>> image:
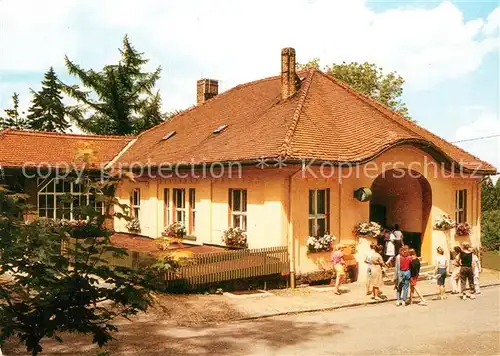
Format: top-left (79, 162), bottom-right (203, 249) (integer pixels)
top-left (222, 227), bottom-right (247, 248)
top-left (25, 67), bottom-right (70, 133)
top-left (433, 214), bottom-right (455, 231)
top-left (152, 235), bottom-right (193, 272)
top-left (126, 218), bottom-right (141, 233)
top-left (481, 210), bottom-right (500, 251)
top-left (27, 217), bottom-right (108, 239)
top-left (455, 222), bottom-right (472, 236)
top-left (482, 177), bottom-right (500, 212)
top-left (162, 221), bottom-right (186, 238)
top-left (62, 35), bottom-right (165, 136)
top-left (297, 59), bottom-right (411, 119)
top-left (353, 221), bottom-right (382, 237)
top-left (0, 177), bottom-right (158, 355)
top-left (0, 93), bottom-right (28, 130)
top-left (306, 234), bottom-right (335, 253)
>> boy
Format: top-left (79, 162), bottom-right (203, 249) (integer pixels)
top-left (409, 248), bottom-right (427, 306)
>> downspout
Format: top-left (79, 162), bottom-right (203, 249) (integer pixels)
top-left (287, 165), bottom-right (303, 288)
top-left (209, 178), bottom-right (213, 243)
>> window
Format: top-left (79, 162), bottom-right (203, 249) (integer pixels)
top-left (455, 189), bottom-right (467, 223)
top-left (189, 188), bottom-right (196, 234)
top-left (130, 188), bottom-right (141, 220)
top-left (37, 178), bottom-right (103, 220)
top-left (173, 188), bottom-right (186, 225)
top-left (229, 189), bottom-right (247, 230)
top-left (308, 189), bottom-right (330, 237)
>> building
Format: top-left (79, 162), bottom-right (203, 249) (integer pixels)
top-left (1, 48), bottom-right (496, 283)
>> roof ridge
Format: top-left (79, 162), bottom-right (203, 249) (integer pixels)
top-left (133, 75), bottom-right (283, 139)
top-left (315, 70), bottom-right (496, 171)
top-left (3, 129), bottom-right (134, 140)
top-left (279, 69), bottom-right (315, 157)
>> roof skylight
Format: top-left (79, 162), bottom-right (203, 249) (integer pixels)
top-left (161, 131), bottom-right (176, 141)
top-left (213, 124), bottom-right (228, 134)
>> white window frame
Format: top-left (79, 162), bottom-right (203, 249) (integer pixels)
top-left (37, 178), bottom-right (103, 220)
top-left (189, 188), bottom-right (196, 234)
top-left (131, 188), bottom-right (141, 220)
top-left (308, 189), bottom-right (329, 237)
top-left (229, 189), bottom-right (247, 231)
top-left (455, 189), bottom-right (467, 224)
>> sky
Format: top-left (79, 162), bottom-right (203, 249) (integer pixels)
top-left (0, 0), bottom-right (499, 173)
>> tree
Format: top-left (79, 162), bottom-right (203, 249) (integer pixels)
top-left (0, 93), bottom-right (28, 130)
top-left (481, 177), bottom-right (499, 212)
top-left (26, 67), bottom-right (70, 133)
top-left (0, 177), bottom-right (156, 355)
top-left (63, 35), bottom-right (165, 136)
top-left (297, 59), bottom-right (411, 119)
top-left (482, 210), bottom-right (500, 251)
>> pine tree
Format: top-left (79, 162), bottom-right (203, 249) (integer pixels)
top-left (63, 35), bottom-right (165, 136)
top-left (0, 93), bottom-right (28, 130)
top-left (26, 67), bottom-right (70, 133)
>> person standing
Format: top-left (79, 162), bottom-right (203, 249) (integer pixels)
top-left (435, 247), bottom-right (448, 300)
top-left (370, 245), bottom-right (386, 301)
top-left (472, 247), bottom-right (482, 294)
top-left (450, 246), bottom-right (462, 294)
top-left (365, 243), bottom-right (375, 295)
top-left (397, 247), bottom-right (411, 306)
top-left (409, 248), bottom-right (427, 306)
top-left (385, 232), bottom-right (396, 267)
top-left (393, 224), bottom-right (403, 256)
top-left (459, 242), bottom-right (475, 300)
top-left (331, 245), bottom-right (346, 295)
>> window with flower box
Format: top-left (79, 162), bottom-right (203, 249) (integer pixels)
top-left (455, 189), bottom-right (467, 223)
top-left (164, 188), bottom-right (196, 236)
top-left (37, 178), bottom-right (103, 220)
top-left (308, 189), bottom-right (330, 237)
top-left (229, 189), bottom-right (247, 230)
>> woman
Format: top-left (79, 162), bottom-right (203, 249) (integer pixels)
top-left (365, 243), bottom-right (376, 295)
top-left (385, 232), bottom-right (396, 267)
top-left (451, 246), bottom-right (462, 294)
top-left (459, 242), bottom-right (475, 300)
top-left (370, 245), bottom-right (386, 301)
top-left (409, 248), bottom-right (427, 306)
top-left (331, 245), bottom-right (346, 295)
top-left (397, 247), bottom-right (411, 306)
top-left (435, 246), bottom-right (448, 300)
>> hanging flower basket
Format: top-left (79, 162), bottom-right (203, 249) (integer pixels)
top-left (455, 222), bottom-right (471, 236)
top-left (307, 234), bottom-right (336, 253)
top-left (433, 214), bottom-right (455, 231)
top-left (353, 221), bottom-right (382, 239)
top-left (222, 227), bottom-right (247, 248)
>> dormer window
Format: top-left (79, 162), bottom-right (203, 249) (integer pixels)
top-left (161, 131), bottom-right (176, 141)
top-left (213, 125), bottom-right (228, 134)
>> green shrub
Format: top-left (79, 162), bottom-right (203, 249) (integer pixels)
top-left (482, 210), bottom-right (500, 251)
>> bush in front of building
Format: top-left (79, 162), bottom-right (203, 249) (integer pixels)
top-left (482, 210), bottom-right (500, 251)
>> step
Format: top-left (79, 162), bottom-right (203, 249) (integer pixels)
top-left (384, 264), bottom-right (435, 279)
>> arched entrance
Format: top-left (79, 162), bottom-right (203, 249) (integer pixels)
top-left (369, 169), bottom-right (432, 257)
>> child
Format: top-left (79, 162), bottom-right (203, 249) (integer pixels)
top-left (331, 245), bottom-right (346, 295)
top-left (409, 248), bottom-right (427, 306)
top-left (435, 247), bottom-right (448, 300)
top-left (472, 247), bottom-right (482, 294)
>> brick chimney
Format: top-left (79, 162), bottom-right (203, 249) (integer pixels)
top-left (281, 47), bottom-right (298, 100)
top-left (197, 79), bottom-right (219, 105)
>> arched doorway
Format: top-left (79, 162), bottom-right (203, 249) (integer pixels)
top-left (369, 169), bottom-right (432, 257)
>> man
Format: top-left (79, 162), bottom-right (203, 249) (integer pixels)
top-left (365, 243), bottom-right (376, 295)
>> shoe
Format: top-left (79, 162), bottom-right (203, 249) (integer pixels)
top-left (462, 294), bottom-right (467, 300)
top-left (469, 294), bottom-right (476, 300)
top-left (374, 296), bottom-right (383, 301)
top-left (396, 300), bottom-right (401, 306)
top-left (418, 301), bottom-right (427, 306)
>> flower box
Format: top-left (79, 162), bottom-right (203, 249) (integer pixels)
top-left (222, 227), bottom-right (247, 248)
top-left (353, 221), bottom-right (382, 239)
top-left (433, 214), bottom-right (455, 231)
top-left (162, 222), bottom-right (187, 239)
top-left (307, 234), bottom-right (335, 253)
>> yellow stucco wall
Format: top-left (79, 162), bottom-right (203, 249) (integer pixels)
top-left (114, 145), bottom-right (483, 281)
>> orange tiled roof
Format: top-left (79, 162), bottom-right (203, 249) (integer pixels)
top-left (115, 69), bottom-right (496, 174)
top-left (0, 129), bottom-right (134, 169)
